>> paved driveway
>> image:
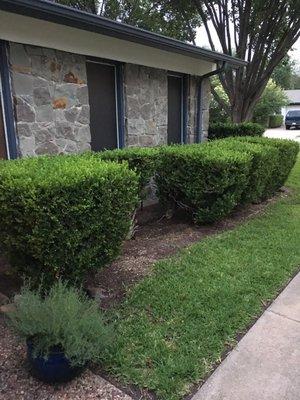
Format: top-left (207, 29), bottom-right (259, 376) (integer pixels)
top-left (264, 126), bottom-right (300, 142)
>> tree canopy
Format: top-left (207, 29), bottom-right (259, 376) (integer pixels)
top-left (210, 78), bottom-right (288, 126)
top-left (272, 55), bottom-right (297, 90)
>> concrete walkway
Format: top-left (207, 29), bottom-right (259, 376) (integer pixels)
top-left (192, 272), bottom-right (300, 400)
top-left (264, 126), bottom-right (300, 142)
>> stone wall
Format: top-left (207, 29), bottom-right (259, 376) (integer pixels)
top-left (124, 64), bottom-right (168, 147)
top-left (186, 76), bottom-right (210, 144)
top-left (8, 42), bottom-right (210, 157)
top-left (200, 77), bottom-right (211, 142)
top-left (9, 43), bottom-right (91, 157)
top-left (124, 65), bottom-right (210, 146)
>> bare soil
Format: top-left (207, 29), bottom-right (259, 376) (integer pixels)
top-left (86, 196), bottom-right (280, 309)
top-left (0, 193), bottom-right (283, 308)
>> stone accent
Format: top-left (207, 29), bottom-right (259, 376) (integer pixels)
top-left (8, 42), bottom-right (211, 157)
top-left (200, 77), bottom-right (211, 142)
top-left (124, 64), bottom-right (168, 147)
top-left (186, 76), bottom-right (210, 144)
top-left (9, 43), bottom-right (91, 157)
top-left (186, 76), bottom-right (198, 144)
top-left (124, 65), bottom-right (210, 147)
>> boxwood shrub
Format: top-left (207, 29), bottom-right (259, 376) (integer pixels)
top-left (235, 136), bottom-right (299, 192)
top-left (214, 138), bottom-right (279, 202)
top-left (0, 155), bottom-right (138, 286)
top-left (208, 122), bottom-right (265, 140)
top-left (156, 144), bottom-right (252, 224)
top-left (95, 147), bottom-right (160, 199)
top-left (269, 114), bottom-right (283, 128)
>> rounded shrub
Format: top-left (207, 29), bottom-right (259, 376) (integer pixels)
top-left (215, 138), bottom-right (279, 202)
top-left (156, 143), bottom-right (252, 224)
top-left (208, 122), bottom-right (265, 140)
top-left (235, 136), bottom-right (299, 192)
top-left (269, 115), bottom-right (283, 128)
top-left (0, 155), bottom-right (138, 286)
top-left (95, 147), bottom-right (160, 199)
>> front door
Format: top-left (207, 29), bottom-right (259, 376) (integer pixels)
top-left (86, 61), bottom-right (118, 151)
top-left (167, 75), bottom-right (183, 144)
top-left (0, 95), bottom-right (7, 159)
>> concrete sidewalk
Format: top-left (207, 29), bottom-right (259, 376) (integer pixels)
top-left (192, 272), bottom-right (300, 400)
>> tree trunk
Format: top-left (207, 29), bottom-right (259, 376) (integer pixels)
top-left (231, 101), bottom-right (255, 123)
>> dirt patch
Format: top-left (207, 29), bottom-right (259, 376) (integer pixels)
top-left (0, 190), bottom-right (287, 308)
top-left (86, 191), bottom-right (285, 309)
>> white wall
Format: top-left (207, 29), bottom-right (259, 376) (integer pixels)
top-left (281, 105), bottom-right (300, 116)
top-left (0, 10), bottom-right (215, 77)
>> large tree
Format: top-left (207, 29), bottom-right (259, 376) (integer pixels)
top-left (272, 55), bottom-right (296, 90)
top-left (102, 0), bottom-right (200, 42)
top-left (54, 0), bottom-right (200, 42)
top-left (193, 0), bottom-right (300, 122)
top-left (54, 0), bottom-right (99, 13)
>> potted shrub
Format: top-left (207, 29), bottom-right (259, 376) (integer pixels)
top-left (7, 281), bottom-right (112, 383)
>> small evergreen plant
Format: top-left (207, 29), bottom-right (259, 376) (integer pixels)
top-left (8, 281), bottom-right (113, 367)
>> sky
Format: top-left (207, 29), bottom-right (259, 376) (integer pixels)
top-left (196, 26), bottom-right (300, 73)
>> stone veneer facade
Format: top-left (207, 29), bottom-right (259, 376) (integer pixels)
top-left (9, 43), bottom-right (91, 157)
top-left (8, 42), bottom-right (210, 157)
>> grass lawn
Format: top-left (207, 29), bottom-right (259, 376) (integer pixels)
top-left (106, 156), bottom-right (300, 400)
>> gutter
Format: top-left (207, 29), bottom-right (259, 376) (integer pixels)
top-left (0, 0), bottom-right (247, 68)
top-left (196, 62), bottom-right (228, 142)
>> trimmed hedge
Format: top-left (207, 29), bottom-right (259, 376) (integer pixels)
top-left (235, 136), bottom-right (299, 193)
top-left (156, 144), bottom-right (252, 223)
top-left (269, 114), bottom-right (284, 128)
top-left (214, 138), bottom-right (278, 202)
top-left (96, 147), bottom-right (160, 199)
top-left (208, 122), bottom-right (265, 140)
top-left (155, 137), bottom-right (298, 223)
top-left (0, 155), bottom-right (138, 286)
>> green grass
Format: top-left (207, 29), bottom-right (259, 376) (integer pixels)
top-left (106, 156), bottom-right (300, 400)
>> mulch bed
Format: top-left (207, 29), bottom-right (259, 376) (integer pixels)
top-left (0, 191), bottom-right (287, 400)
top-left (86, 196), bottom-right (280, 309)
top-left (0, 194), bottom-right (283, 308)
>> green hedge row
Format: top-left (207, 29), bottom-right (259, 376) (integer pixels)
top-left (0, 137), bottom-right (297, 286)
top-left (269, 115), bottom-right (284, 128)
top-left (96, 147), bottom-right (159, 199)
top-left (156, 143), bottom-right (252, 223)
top-left (236, 136), bottom-right (299, 192)
top-left (214, 138), bottom-right (278, 203)
top-left (208, 122), bottom-right (265, 140)
top-left (0, 155), bottom-right (138, 286)
top-left (156, 137), bottom-right (298, 223)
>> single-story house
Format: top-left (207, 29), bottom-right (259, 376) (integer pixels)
top-left (281, 90), bottom-right (300, 116)
top-left (0, 0), bottom-right (246, 160)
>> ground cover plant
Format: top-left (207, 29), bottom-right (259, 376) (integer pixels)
top-left (106, 154), bottom-right (300, 400)
top-left (0, 155), bottom-right (138, 287)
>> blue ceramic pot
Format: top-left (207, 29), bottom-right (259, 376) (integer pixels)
top-left (26, 339), bottom-right (84, 383)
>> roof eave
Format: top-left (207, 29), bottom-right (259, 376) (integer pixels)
top-left (0, 0), bottom-right (248, 68)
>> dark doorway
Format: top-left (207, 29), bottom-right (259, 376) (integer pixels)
top-left (167, 75), bottom-right (183, 144)
top-left (0, 96), bottom-right (7, 159)
top-left (86, 61), bottom-right (118, 151)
